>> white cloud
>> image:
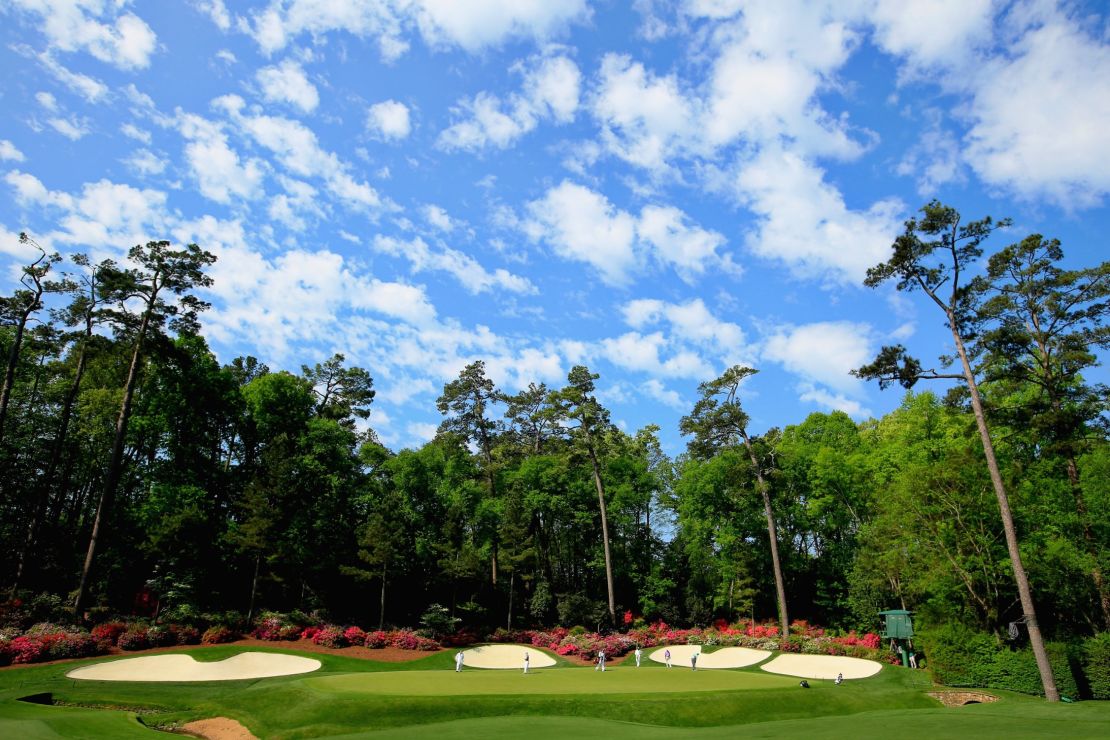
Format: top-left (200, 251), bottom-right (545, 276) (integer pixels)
top-left (0, 140), bottom-right (25, 162)
top-left (523, 180), bottom-right (637, 285)
top-left (896, 112), bottom-right (964, 195)
top-left (5, 172), bottom-right (168, 250)
top-left (35, 91), bottom-right (58, 111)
top-left (47, 116), bottom-right (89, 140)
top-left (734, 147), bottom-right (903, 284)
top-left (120, 123), bottom-right (152, 144)
top-left (406, 421), bottom-right (439, 444)
top-left (256, 59), bottom-right (319, 113)
top-left (244, 0), bottom-right (589, 59)
top-left (10, 0), bottom-right (157, 70)
top-left (601, 331), bottom-right (714, 379)
top-left (797, 383), bottom-right (869, 418)
top-left (636, 205), bottom-right (732, 282)
top-left (422, 205), bottom-right (454, 231)
top-left (524, 181), bottom-right (734, 285)
top-left (367, 100), bottom-right (411, 140)
top-left (196, 0), bottom-right (232, 31)
top-left (35, 52), bottom-right (108, 102)
top-left (438, 53), bottom-right (580, 151)
top-left (961, 12), bottom-right (1110, 207)
top-left (622, 297), bottom-right (746, 354)
top-left (641, 378), bottom-right (685, 410)
top-left (591, 53), bottom-right (697, 172)
top-left (762, 321), bottom-right (872, 394)
top-left (868, 0), bottom-right (994, 73)
top-left (177, 111), bottom-right (266, 204)
top-left (123, 148), bottom-right (167, 176)
top-left (215, 95), bottom-right (389, 213)
top-left (371, 235), bottom-right (535, 295)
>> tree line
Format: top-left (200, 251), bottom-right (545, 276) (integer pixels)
top-left (0, 203), bottom-right (1106, 700)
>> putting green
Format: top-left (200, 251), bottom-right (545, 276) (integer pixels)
top-left (305, 667), bottom-right (800, 696)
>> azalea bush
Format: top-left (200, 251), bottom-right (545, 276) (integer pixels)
top-left (91, 622), bottom-right (127, 646)
top-left (310, 626), bottom-right (346, 648)
top-left (118, 626), bottom-right (151, 651)
top-left (201, 625), bottom-right (238, 645)
top-left (364, 630), bottom-right (390, 648)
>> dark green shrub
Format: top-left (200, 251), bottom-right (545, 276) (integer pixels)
top-left (918, 623), bottom-right (997, 687)
top-left (1083, 633), bottom-right (1110, 699)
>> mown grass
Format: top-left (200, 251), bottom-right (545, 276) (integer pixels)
top-left (0, 645), bottom-right (1107, 739)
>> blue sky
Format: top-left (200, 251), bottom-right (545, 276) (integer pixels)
top-left (1, 0), bottom-right (1108, 453)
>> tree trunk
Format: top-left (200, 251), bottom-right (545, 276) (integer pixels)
top-left (587, 442), bottom-right (617, 626)
top-left (741, 431), bottom-right (789, 639)
top-left (379, 566), bottom-right (386, 631)
top-left (0, 304), bottom-right (36, 445)
top-left (247, 553), bottom-right (261, 623)
top-left (507, 570), bottom-right (514, 631)
top-left (951, 322), bottom-right (1059, 701)
top-left (10, 336), bottom-right (91, 597)
top-left (74, 304), bottom-right (154, 617)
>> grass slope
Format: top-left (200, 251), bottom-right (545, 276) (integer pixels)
top-left (0, 645), bottom-right (1107, 739)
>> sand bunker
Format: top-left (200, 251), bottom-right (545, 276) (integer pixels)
top-left (760, 654), bottom-right (882, 680)
top-left (66, 652), bottom-right (321, 682)
top-left (648, 645), bottom-right (770, 669)
top-left (460, 644), bottom-right (556, 669)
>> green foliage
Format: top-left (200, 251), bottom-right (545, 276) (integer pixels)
top-left (918, 623), bottom-right (998, 687)
top-left (1083, 633), bottom-right (1110, 699)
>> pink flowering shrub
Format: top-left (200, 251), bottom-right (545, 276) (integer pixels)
top-left (47, 633), bottom-right (100, 659)
top-left (311, 626), bottom-right (346, 648)
top-left (9, 635), bottom-right (45, 664)
top-left (118, 627), bottom-right (150, 651)
top-left (252, 616), bottom-right (285, 641)
top-left (300, 626), bottom-right (321, 641)
top-left (364, 630), bottom-right (389, 648)
top-left (201, 625), bottom-right (238, 645)
top-left (390, 629), bottom-right (439, 651)
top-left (343, 626), bottom-right (366, 645)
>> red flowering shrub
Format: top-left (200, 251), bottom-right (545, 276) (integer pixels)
top-left (311, 626), bottom-right (346, 648)
top-left (441, 628), bottom-right (479, 647)
top-left (118, 627), bottom-right (150, 651)
top-left (364, 630), bottom-right (389, 648)
top-left (91, 622), bottom-right (127, 646)
top-left (556, 643), bottom-right (578, 655)
top-left (173, 625), bottom-right (200, 645)
top-left (300, 626), bottom-right (321, 641)
top-left (343, 626), bottom-right (366, 645)
top-left (201, 625), bottom-right (238, 645)
top-left (390, 629), bottom-right (439, 651)
top-left (9, 635), bottom-right (45, 664)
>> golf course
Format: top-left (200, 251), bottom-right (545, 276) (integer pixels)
top-left (2, 644), bottom-right (1108, 739)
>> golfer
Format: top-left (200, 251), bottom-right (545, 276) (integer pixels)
top-left (634, 647), bottom-right (642, 667)
top-left (596, 650), bottom-right (606, 671)
top-left (835, 672), bottom-right (843, 685)
top-left (523, 651), bottom-right (530, 674)
top-left (691, 652), bottom-right (698, 671)
top-left (664, 648), bottom-right (672, 668)
top-left (455, 651), bottom-right (464, 672)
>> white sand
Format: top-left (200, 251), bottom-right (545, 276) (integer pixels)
top-left (760, 653), bottom-right (882, 680)
top-left (66, 652), bottom-right (321, 682)
top-left (459, 644), bottom-right (556, 669)
top-left (648, 645), bottom-right (770, 669)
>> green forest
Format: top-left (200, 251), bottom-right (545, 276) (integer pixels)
top-left (1, 203), bottom-right (1108, 693)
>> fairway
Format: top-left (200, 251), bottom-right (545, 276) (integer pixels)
top-left (306, 666), bottom-right (801, 695)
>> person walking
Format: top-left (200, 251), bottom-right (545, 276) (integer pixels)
top-left (634, 647), bottom-right (642, 667)
top-left (455, 651), bottom-right (464, 672)
top-left (664, 648), bottom-right (671, 668)
top-left (691, 651), bottom-right (698, 671)
top-left (596, 650), bottom-right (606, 672)
top-left (523, 651), bottom-right (530, 674)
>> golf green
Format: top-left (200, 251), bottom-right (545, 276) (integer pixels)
top-left (306, 666), bottom-right (800, 695)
